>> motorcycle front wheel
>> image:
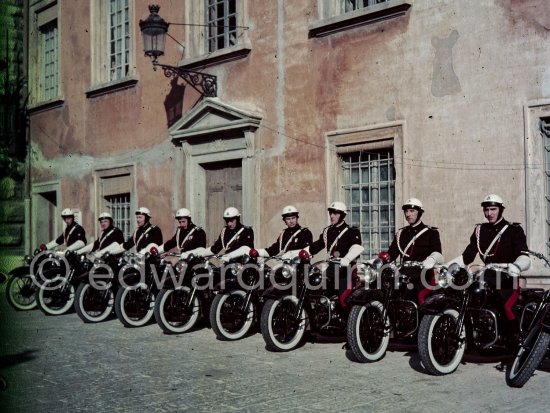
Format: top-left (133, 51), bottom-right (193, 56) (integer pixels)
top-left (36, 278), bottom-right (75, 315)
top-left (347, 301), bottom-right (390, 362)
top-left (210, 290), bottom-right (256, 341)
top-left (260, 296), bottom-right (308, 352)
top-left (154, 287), bottom-right (201, 334)
top-left (418, 308), bottom-right (466, 375)
top-left (6, 275), bottom-right (37, 311)
top-left (115, 286), bottom-right (155, 328)
top-left (506, 325), bottom-right (550, 388)
top-left (74, 282), bottom-right (114, 323)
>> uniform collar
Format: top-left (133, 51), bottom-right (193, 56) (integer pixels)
top-left (410, 220), bottom-right (423, 228)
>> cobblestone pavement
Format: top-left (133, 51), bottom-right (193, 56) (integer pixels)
top-left (0, 290), bottom-right (548, 413)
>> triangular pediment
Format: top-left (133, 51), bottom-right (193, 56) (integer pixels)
top-left (169, 98), bottom-right (262, 144)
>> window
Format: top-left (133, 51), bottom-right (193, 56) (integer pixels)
top-left (542, 119), bottom-right (550, 255)
top-left (28, 2), bottom-right (61, 106)
top-left (96, 167), bottom-right (134, 239)
top-left (108, 0), bottom-right (130, 81)
top-left (105, 194), bottom-right (132, 239)
top-left (89, 0), bottom-right (134, 89)
top-left (206, 0), bottom-right (237, 53)
top-left (341, 0), bottom-right (389, 14)
top-left (40, 20), bottom-right (58, 100)
top-left (341, 150), bottom-right (395, 258)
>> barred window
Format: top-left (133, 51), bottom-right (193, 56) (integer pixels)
top-left (109, 0), bottom-right (130, 81)
top-left (206, 0), bottom-right (237, 53)
top-left (40, 21), bottom-right (58, 100)
top-left (342, 0), bottom-right (389, 13)
top-left (105, 194), bottom-right (131, 240)
top-left (342, 150), bottom-right (395, 258)
top-left (542, 119), bottom-right (550, 255)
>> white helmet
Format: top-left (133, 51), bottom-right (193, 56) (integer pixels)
top-left (98, 212), bottom-right (113, 221)
top-left (61, 208), bottom-right (74, 217)
top-left (481, 194), bottom-right (504, 208)
top-left (281, 205), bottom-right (299, 218)
top-left (223, 207), bottom-right (240, 219)
top-left (135, 207), bottom-right (151, 217)
top-left (328, 201), bottom-right (347, 215)
top-left (402, 198), bottom-right (424, 212)
top-left (175, 208), bottom-right (191, 219)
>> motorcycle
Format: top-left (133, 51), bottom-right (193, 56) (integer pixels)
top-left (346, 254), bottom-right (426, 362)
top-left (73, 251), bottom-right (125, 323)
top-left (417, 262), bottom-right (524, 375)
top-left (209, 249), bottom-right (271, 341)
top-left (36, 250), bottom-right (93, 315)
top-left (506, 250), bottom-right (550, 387)
top-left (154, 253), bottom-right (220, 334)
top-left (114, 248), bottom-right (162, 328)
top-left (260, 251), bottom-right (358, 352)
top-left (5, 244), bottom-right (49, 311)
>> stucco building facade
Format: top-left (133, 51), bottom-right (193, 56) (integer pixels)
top-left (25, 0), bottom-right (550, 281)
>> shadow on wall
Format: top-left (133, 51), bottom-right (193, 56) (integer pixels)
top-left (164, 77), bottom-right (186, 128)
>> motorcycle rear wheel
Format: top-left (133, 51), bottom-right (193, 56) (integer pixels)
top-left (210, 290), bottom-right (255, 341)
top-left (6, 275), bottom-right (37, 311)
top-left (347, 301), bottom-right (390, 362)
top-left (115, 286), bottom-right (155, 328)
top-left (418, 308), bottom-right (466, 375)
top-left (154, 287), bottom-right (200, 334)
top-left (261, 296), bottom-right (308, 352)
top-left (506, 326), bottom-right (550, 388)
top-left (36, 278), bottom-right (75, 315)
top-left (74, 283), bottom-right (114, 323)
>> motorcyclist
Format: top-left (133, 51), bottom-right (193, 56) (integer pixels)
top-left (387, 198), bottom-right (443, 303)
top-left (289, 201), bottom-right (364, 308)
top-left (194, 207), bottom-right (254, 261)
top-left (97, 207), bottom-right (163, 255)
top-left (255, 205), bottom-right (313, 258)
top-left (45, 208), bottom-right (87, 252)
top-left (76, 212), bottom-right (125, 255)
top-left (156, 208), bottom-right (206, 255)
top-left (448, 194), bottom-right (530, 322)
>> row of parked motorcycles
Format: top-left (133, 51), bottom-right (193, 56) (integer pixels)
top-left (5, 245), bottom-right (550, 388)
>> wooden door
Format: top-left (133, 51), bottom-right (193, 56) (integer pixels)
top-left (203, 159), bottom-right (242, 245)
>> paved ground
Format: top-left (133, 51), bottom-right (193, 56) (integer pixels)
top-left (0, 287), bottom-right (548, 413)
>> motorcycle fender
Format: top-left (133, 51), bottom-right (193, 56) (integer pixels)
top-left (419, 293), bottom-right (460, 315)
top-left (8, 266), bottom-right (32, 278)
top-left (347, 288), bottom-right (384, 306)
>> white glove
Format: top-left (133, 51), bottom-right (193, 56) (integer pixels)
top-left (513, 255), bottom-right (531, 272)
top-left (157, 245), bottom-right (165, 254)
top-left (341, 244), bottom-right (364, 263)
top-left (195, 247), bottom-right (213, 257)
top-left (422, 252), bottom-right (443, 269)
top-left (46, 240), bottom-right (59, 250)
top-left (281, 249), bottom-right (300, 260)
top-left (508, 263), bottom-right (521, 277)
top-left (77, 243), bottom-right (93, 254)
top-left (97, 242), bottom-right (125, 256)
top-left (256, 248), bottom-right (270, 258)
top-left (66, 240), bottom-right (85, 252)
top-left (138, 243), bottom-right (160, 255)
top-left (223, 245), bottom-right (251, 260)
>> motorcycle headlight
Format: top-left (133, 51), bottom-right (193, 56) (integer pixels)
top-left (230, 263), bottom-right (243, 276)
top-left (357, 264), bottom-right (377, 285)
top-left (437, 270), bottom-right (450, 288)
top-left (308, 266), bottom-right (323, 286)
top-left (280, 263), bottom-right (295, 279)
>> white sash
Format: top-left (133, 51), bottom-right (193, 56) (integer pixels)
top-left (179, 227), bottom-right (197, 249)
top-left (477, 224), bottom-right (509, 260)
top-left (397, 227), bottom-right (429, 258)
top-left (221, 227), bottom-right (245, 251)
top-left (134, 225), bottom-right (153, 248)
top-left (280, 228), bottom-right (304, 253)
top-left (98, 228), bottom-right (115, 249)
top-left (327, 227), bottom-right (349, 254)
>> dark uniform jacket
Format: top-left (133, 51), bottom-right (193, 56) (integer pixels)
top-left (265, 225), bottom-right (313, 256)
top-left (462, 218), bottom-right (528, 265)
top-left (309, 222), bottom-right (362, 258)
top-left (91, 226), bottom-right (125, 252)
top-left (122, 222), bottom-right (163, 252)
top-left (388, 222), bottom-right (441, 262)
top-left (163, 224), bottom-right (207, 252)
top-left (211, 223), bottom-right (254, 255)
top-left (55, 222), bottom-right (87, 247)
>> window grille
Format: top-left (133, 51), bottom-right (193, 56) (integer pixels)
top-left (41, 21), bottom-right (58, 100)
top-left (105, 193), bottom-right (131, 239)
top-left (342, 0), bottom-right (389, 13)
top-left (341, 150), bottom-right (395, 259)
top-left (542, 119), bottom-right (550, 256)
top-left (206, 0), bottom-right (237, 53)
top-left (109, 0), bottom-right (130, 81)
